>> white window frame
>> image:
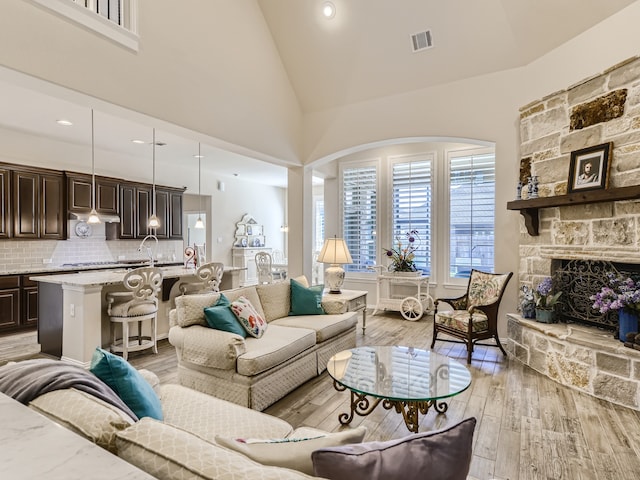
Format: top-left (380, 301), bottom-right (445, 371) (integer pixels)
top-left (339, 158), bottom-right (380, 276)
top-left (26, 0), bottom-right (139, 51)
top-left (387, 152), bottom-right (435, 276)
top-left (443, 146), bottom-right (496, 285)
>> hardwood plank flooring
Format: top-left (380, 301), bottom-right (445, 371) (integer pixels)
top-left (2, 310), bottom-right (640, 479)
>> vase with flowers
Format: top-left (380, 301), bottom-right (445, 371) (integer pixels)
top-left (534, 277), bottom-right (562, 323)
top-left (383, 230), bottom-right (420, 275)
top-left (590, 272), bottom-right (640, 341)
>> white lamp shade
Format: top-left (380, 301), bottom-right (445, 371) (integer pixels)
top-left (317, 237), bottom-right (353, 265)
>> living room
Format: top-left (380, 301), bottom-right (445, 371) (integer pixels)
top-left (2, 1), bottom-right (640, 479)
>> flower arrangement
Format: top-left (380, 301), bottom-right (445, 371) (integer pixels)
top-left (590, 272), bottom-right (640, 314)
top-left (384, 230), bottom-right (420, 272)
top-left (534, 277), bottom-right (562, 310)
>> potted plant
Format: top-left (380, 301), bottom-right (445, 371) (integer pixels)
top-left (383, 230), bottom-right (420, 275)
top-left (534, 277), bottom-right (562, 323)
top-left (590, 272), bottom-right (640, 341)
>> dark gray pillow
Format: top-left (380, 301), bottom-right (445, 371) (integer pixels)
top-left (311, 417), bottom-right (476, 480)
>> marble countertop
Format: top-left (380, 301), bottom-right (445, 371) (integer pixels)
top-left (0, 392), bottom-right (155, 479)
top-left (32, 265), bottom-right (244, 286)
top-left (0, 260), bottom-right (183, 276)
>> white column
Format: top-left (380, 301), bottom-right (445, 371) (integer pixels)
top-left (61, 284), bottom-right (104, 368)
top-left (287, 166), bottom-right (313, 281)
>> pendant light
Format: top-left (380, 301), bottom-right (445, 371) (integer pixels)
top-left (194, 142), bottom-right (204, 229)
top-left (87, 108), bottom-right (101, 224)
top-left (147, 128), bottom-right (161, 229)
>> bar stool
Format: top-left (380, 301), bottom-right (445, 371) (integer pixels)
top-left (178, 262), bottom-right (225, 295)
top-left (106, 266), bottom-right (163, 360)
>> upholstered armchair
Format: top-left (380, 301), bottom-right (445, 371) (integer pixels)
top-left (431, 269), bottom-right (513, 364)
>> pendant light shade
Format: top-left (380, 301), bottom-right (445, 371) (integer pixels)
top-left (87, 109), bottom-right (101, 224)
top-left (148, 128), bottom-right (160, 229)
top-left (194, 142), bottom-right (204, 229)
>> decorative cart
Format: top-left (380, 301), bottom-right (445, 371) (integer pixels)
top-left (369, 265), bottom-right (433, 321)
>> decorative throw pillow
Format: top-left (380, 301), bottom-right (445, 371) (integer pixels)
top-left (216, 426), bottom-right (367, 476)
top-left (311, 417), bottom-right (476, 480)
top-left (230, 296), bottom-right (268, 338)
top-left (89, 348), bottom-right (163, 421)
top-left (289, 278), bottom-right (325, 316)
top-left (203, 293), bottom-right (247, 337)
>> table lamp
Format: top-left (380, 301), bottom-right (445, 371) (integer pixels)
top-left (317, 236), bottom-right (353, 294)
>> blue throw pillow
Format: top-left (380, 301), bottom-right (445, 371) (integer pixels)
top-left (290, 278), bottom-right (325, 316)
top-left (89, 347), bottom-right (163, 420)
top-left (204, 293), bottom-right (247, 337)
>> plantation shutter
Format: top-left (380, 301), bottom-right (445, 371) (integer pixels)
top-left (342, 165), bottom-right (377, 272)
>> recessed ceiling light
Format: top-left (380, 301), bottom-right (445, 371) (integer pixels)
top-left (131, 139), bottom-right (145, 144)
top-left (56, 119), bottom-right (73, 126)
top-left (193, 154), bottom-right (204, 159)
top-left (322, 1), bottom-right (335, 19)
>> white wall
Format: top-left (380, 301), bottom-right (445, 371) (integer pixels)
top-left (0, 0), bottom-right (302, 166)
top-left (304, 1), bottom-right (640, 333)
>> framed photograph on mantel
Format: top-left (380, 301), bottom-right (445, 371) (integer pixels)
top-left (567, 142), bottom-right (612, 193)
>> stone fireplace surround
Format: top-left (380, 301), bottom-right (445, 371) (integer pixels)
top-left (508, 57), bottom-right (640, 411)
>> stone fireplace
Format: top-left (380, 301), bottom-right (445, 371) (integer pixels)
top-left (507, 56), bottom-right (640, 411)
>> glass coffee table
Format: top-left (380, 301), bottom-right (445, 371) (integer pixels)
top-left (327, 346), bottom-right (472, 432)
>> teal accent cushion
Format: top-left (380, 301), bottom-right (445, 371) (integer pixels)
top-left (203, 293), bottom-right (247, 337)
top-left (289, 278), bottom-right (325, 316)
top-left (89, 348), bottom-right (163, 420)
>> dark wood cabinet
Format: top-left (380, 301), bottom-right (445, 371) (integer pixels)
top-left (22, 276), bottom-right (38, 327)
top-left (169, 190), bottom-right (183, 239)
top-left (153, 189), bottom-right (170, 238)
top-left (118, 183), bottom-right (136, 239)
top-left (12, 168), bottom-right (65, 240)
top-left (0, 168), bottom-right (10, 238)
top-left (136, 185), bottom-right (152, 239)
top-left (0, 276), bottom-right (20, 330)
top-left (68, 173), bottom-right (118, 215)
top-left (41, 173), bottom-right (66, 239)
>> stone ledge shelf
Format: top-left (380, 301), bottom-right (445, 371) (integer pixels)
top-left (506, 185), bottom-right (640, 236)
top-left (506, 313), bottom-right (640, 411)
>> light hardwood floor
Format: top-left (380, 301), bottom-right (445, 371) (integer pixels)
top-left (3, 311), bottom-right (640, 480)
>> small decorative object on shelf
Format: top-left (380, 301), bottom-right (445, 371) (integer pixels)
top-left (591, 272), bottom-right (640, 341)
top-left (519, 285), bottom-right (536, 319)
top-left (534, 277), bottom-right (562, 323)
top-left (527, 176), bottom-right (539, 199)
top-left (516, 181), bottom-right (523, 200)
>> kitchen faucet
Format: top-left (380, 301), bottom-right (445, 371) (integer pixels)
top-left (138, 234), bottom-right (159, 266)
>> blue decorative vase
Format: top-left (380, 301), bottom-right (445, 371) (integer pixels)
top-left (535, 308), bottom-right (555, 324)
top-left (618, 309), bottom-right (639, 342)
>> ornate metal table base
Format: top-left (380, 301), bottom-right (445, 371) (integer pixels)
top-left (334, 381), bottom-right (448, 433)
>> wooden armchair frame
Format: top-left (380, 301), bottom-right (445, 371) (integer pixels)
top-left (431, 269), bottom-right (513, 364)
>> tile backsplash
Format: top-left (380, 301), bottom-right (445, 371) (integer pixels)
top-left (0, 221), bottom-right (183, 271)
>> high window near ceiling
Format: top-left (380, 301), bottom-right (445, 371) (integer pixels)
top-left (28, 0), bottom-right (139, 50)
top-left (448, 148), bottom-right (495, 279)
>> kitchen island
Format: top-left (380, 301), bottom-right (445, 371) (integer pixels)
top-left (33, 265), bottom-right (244, 367)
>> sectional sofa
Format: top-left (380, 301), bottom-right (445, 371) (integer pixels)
top-left (168, 277), bottom-right (359, 410)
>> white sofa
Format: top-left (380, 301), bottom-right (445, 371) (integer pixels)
top-left (168, 279), bottom-right (358, 410)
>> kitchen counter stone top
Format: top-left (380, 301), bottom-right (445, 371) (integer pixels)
top-left (0, 260), bottom-right (183, 276)
top-left (31, 265), bottom-right (243, 286)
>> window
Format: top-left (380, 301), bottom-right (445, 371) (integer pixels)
top-left (342, 164), bottom-right (377, 272)
top-left (448, 149), bottom-right (495, 278)
top-left (391, 156), bottom-right (432, 274)
top-left (27, 0), bottom-right (139, 50)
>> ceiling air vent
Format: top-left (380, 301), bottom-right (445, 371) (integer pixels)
top-left (410, 30), bottom-right (433, 53)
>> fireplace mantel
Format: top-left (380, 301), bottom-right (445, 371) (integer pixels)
top-left (506, 185), bottom-right (640, 235)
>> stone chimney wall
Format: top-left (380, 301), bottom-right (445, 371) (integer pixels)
top-left (517, 56), bottom-right (640, 290)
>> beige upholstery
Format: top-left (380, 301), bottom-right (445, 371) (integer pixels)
top-left (431, 269), bottom-right (513, 363)
top-left (107, 266), bottom-right (162, 360)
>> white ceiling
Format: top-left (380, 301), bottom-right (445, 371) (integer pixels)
top-left (0, 0), bottom-right (635, 188)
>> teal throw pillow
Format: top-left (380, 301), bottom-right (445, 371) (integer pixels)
top-left (204, 293), bottom-right (247, 337)
top-left (89, 347), bottom-right (163, 420)
top-left (289, 278), bottom-right (325, 316)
